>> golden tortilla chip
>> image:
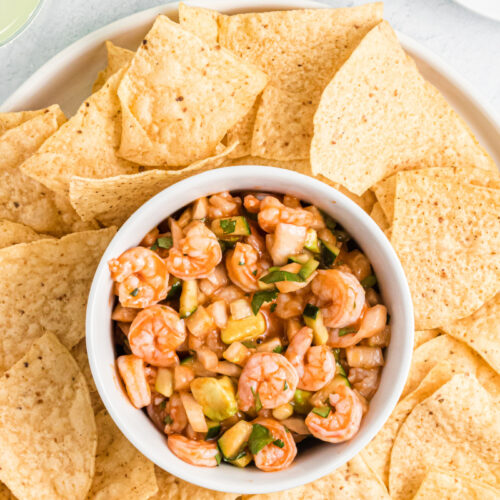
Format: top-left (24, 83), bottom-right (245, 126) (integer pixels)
top-left (370, 202), bottom-right (390, 232)
top-left (0, 483), bottom-right (14, 500)
top-left (413, 470), bottom-right (500, 500)
top-left (69, 142), bottom-right (238, 227)
top-left (361, 338), bottom-right (500, 486)
top-left (117, 15), bottom-right (267, 167)
top-left (0, 227), bottom-right (116, 374)
top-left (92, 41), bottom-right (134, 92)
top-left (178, 2), bottom-right (223, 44)
top-left (441, 293), bottom-right (500, 375)
top-left (21, 68), bottom-right (141, 194)
top-left (390, 171), bottom-right (500, 329)
top-left (413, 330), bottom-right (439, 350)
top-left (0, 220), bottom-right (49, 248)
top-left (389, 373), bottom-right (500, 500)
top-left (217, 4), bottom-right (383, 160)
top-left (0, 333), bottom-right (96, 500)
top-left (0, 106), bottom-right (55, 135)
top-left (88, 409), bottom-right (157, 499)
top-left (311, 22), bottom-right (495, 195)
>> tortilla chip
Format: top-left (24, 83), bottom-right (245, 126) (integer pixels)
top-left (413, 330), bottom-right (439, 350)
top-left (151, 466), bottom-right (236, 500)
top-left (373, 166), bottom-right (500, 223)
top-left (69, 141), bottom-right (238, 227)
top-left (441, 293), bottom-right (500, 375)
top-left (117, 16), bottom-right (267, 167)
top-left (21, 68), bottom-right (141, 194)
top-left (0, 333), bottom-right (96, 499)
top-left (0, 107), bottom-right (96, 236)
top-left (178, 2), bottom-right (223, 44)
top-left (413, 470), bottom-right (500, 500)
top-left (92, 41), bottom-right (134, 92)
top-left (361, 339), bottom-right (500, 486)
top-left (0, 227), bottom-right (116, 374)
top-left (390, 171), bottom-right (500, 329)
top-left (71, 340), bottom-right (103, 413)
top-left (370, 202), bottom-right (390, 232)
top-left (0, 483), bottom-right (14, 500)
top-left (87, 409), bottom-right (157, 499)
top-left (217, 4), bottom-right (383, 159)
top-left (389, 373), bottom-right (500, 499)
top-left (311, 22), bottom-right (495, 195)
top-left (0, 220), bottom-right (49, 248)
top-left (0, 106), bottom-right (55, 135)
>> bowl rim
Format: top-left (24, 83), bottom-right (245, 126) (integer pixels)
top-left (87, 165), bottom-right (414, 494)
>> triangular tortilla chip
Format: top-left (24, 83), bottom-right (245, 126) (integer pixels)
top-left (369, 202), bottom-right (390, 232)
top-left (389, 374), bottom-right (500, 500)
top-left (390, 171), bottom-right (500, 329)
top-left (0, 333), bottom-right (96, 500)
top-left (87, 409), bottom-right (158, 499)
top-left (0, 106), bottom-right (97, 235)
top-left (178, 2), bottom-right (223, 44)
top-left (216, 4), bottom-right (383, 159)
top-left (413, 329), bottom-right (439, 350)
top-left (311, 21), bottom-right (495, 195)
top-left (92, 41), bottom-right (134, 92)
top-left (117, 15), bottom-right (267, 166)
top-left (441, 293), bottom-right (500, 375)
top-left (0, 227), bottom-right (116, 374)
top-left (0, 220), bottom-right (49, 249)
top-left (21, 68), bottom-right (141, 194)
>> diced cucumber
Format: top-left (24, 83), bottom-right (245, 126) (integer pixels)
top-left (227, 449), bottom-right (252, 468)
top-left (180, 355), bottom-right (194, 366)
top-left (288, 253), bottom-right (311, 265)
top-left (155, 368), bottom-right (173, 397)
top-left (211, 216), bottom-right (251, 238)
top-left (166, 277), bottom-right (182, 299)
top-left (218, 420), bottom-right (253, 460)
top-left (299, 258), bottom-right (319, 280)
top-left (221, 312), bottom-right (266, 344)
top-left (293, 389), bottom-right (313, 415)
top-left (320, 239), bottom-right (340, 267)
top-left (260, 270), bottom-right (304, 284)
top-left (191, 376), bottom-right (238, 421)
top-left (180, 279), bottom-right (198, 318)
top-left (303, 304), bottom-right (329, 345)
top-left (332, 348), bottom-right (348, 378)
top-left (304, 228), bottom-right (321, 253)
top-left (331, 374), bottom-right (351, 389)
top-left (205, 420), bottom-right (222, 440)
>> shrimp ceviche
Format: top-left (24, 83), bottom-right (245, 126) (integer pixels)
top-left (109, 191), bottom-right (390, 471)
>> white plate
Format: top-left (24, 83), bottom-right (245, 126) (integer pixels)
top-left (454, 0), bottom-right (500, 22)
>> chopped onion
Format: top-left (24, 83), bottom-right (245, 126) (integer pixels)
top-left (230, 298), bottom-right (253, 320)
top-left (180, 392), bottom-right (208, 433)
top-left (346, 346), bottom-right (384, 368)
top-left (206, 300), bottom-right (228, 329)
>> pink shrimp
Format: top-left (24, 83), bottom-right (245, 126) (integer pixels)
top-left (237, 353), bottom-right (299, 411)
top-left (311, 269), bottom-right (365, 328)
top-left (128, 305), bottom-right (186, 367)
top-left (109, 247), bottom-right (169, 308)
top-left (164, 392), bottom-right (188, 434)
top-left (305, 385), bottom-right (363, 443)
top-left (207, 191), bottom-right (241, 219)
top-left (167, 434), bottom-right (219, 467)
top-left (165, 221), bottom-right (222, 279)
top-left (226, 242), bottom-right (261, 292)
top-left (285, 327), bottom-right (335, 391)
top-left (257, 196), bottom-right (314, 233)
top-left (116, 354), bottom-right (151, 408)
top-left (252, 418), bottom-right (297, 472)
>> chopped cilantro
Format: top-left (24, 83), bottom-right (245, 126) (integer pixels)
top-left (130, 288), bottom-right (139, 297)
top-left (242, 340), bottom-right (256, 349)
top-left (312, 406), bottom-right (331, 418)
top-left (157, 236), bottom-right (173, 249)
top-left (272, 345), bottom-right (284, 353)
top-left (260, 270), bottom-right (304, 284)
top-left (150, 242), bottom-right (159, 251)
top-left (248, 424), bottom-right (274, 455)
top-left (361, 274), bottom-right (377, 288)
top-left (251, 289), bottom-right (278, 315)
top-left (239, 261), bottom-right (245, 266)
top-left (164, 415), bottom-right (173, 425)
top-left (338, 326), bottom-right (357, 336)
top-left (273, 439), bottom-right (285, 448)
top-left (220, 218), bottom-right (236, 234)
top-left (251, 387), bottom-right (262, 412)
top-left (283, 380), bottom-right (288, 391)
top-left (252, 269), bottom-right (257, 276)
top-left (270, 303), bottom-right (277, 313)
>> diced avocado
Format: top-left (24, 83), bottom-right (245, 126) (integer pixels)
top-left (211, 216), bottom-right (251, 238)
top-left (221, 312), bottom-right (266, 344)
top-left (227, 450), bottom-right (252, 468)
top-left (303, 304), bottom-right (329, 345)
top-left (320, 239), bottom-right (340, 267)
top-left (205, 419), bottom-right (222, 440)
top-left (180, 279), bottom-right (198, 318)
top-left (218, 420), bottom-right (253, 460)
top-left (293, 389), bottom-right (313, 415)
top-left (155, 368), bottom-right (173, 397)
top-left (304, 228), bottom-right (321, 253)
top-left (299, 258), bottom-right (319, 280)
top-left (190, 376), bottom-right (238, 421)
top-left (166, 277), bottom-right (182, 299)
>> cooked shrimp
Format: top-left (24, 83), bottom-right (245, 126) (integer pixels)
top-left (116, 355), bottom-right (151, 408)
top-left (343, 250), bottom-right (372, 282)
top-left (128, 305), bottom-right (186, 367)
top-left (252, 418), bottom-right (297, 472)
top-left (109, 247), bottom-right (169, 308)
top-left (311, 269), bottom-right (365, 328)
top-left (237, 353), bottom-right (298, 411)
top-left (207, 191), bottom-right (241, 219)
top-left (167, 434), bottom-right (219, 467)
top-left (305, 385), bottom-right (363, 443)
top-left (245, 221), bottom-right (268, 257)
top-left (226, 242), bottom-right (260, 292)
top-left (257, 196), bottom-right (314, 233)
top-left (164, 392), bottom-right (188, 434)
top-left (327, 304), bottom-right (387, 348)
top-left (275, 292), bottom-right (306, 319)
top-left (166, 221), bottom-right (222, 279)
top-left (243, 194), bottom-right (261, 213)
top-left (285, 327), bottom-right (335, 391)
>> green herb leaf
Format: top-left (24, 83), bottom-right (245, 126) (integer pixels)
top-left (215, 449), bottom-right (222, 466)
top-left (273, 439), bottom-right (285, 448)
top-left (251, 387), bottom-right (262, 412)
top-left (248, 423), bottom-right (274, 455)
top-left (130, 288), bottom-right (139, 297)
top-left (319, 209), bottom-right (337, 230)
top-left (260, 270), bottom-right (304, 284)
top-left (361, 274), bottom-right (377, 288)
top-left (251, 289), bottom-right (278, 315)
top-left (283, 380), bottom-right (288, 391)
top-left (332, 348), bottom-right (341, 363)
top-left (303, 303), bottom-right (319, 319)
top-left (160, 400), bottom-right (167, 409)
top-left (220, 218), bottom-right (237, 234)
top-left (312, 406), bottom-right (331, 418)
top-left (252, 269), bottom-right (257, 276)
top-left (164, 415), bottom-right (173, 425)
top-left (205, 425), bottom-right (221, 440)
top-left (157, 236), bottom-right (173, 249)
top-left (270, 303), bottom-right (277, 313)
top-left (338, 327), bottom-right (357, 337)
top-left (239, 261), bottom-right (245, 266)
top-left (150, 242), bottom-right (159, 251)
top-left (272, 345), bottom-right (284, 353)
top-left (242, 341), bottom-right (256, 349)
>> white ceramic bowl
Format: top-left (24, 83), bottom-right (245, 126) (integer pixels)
top-left (87, 166), bottom-right (413, 494)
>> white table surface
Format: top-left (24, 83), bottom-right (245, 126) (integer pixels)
top-left (0, 0), bottom-right (499, 113)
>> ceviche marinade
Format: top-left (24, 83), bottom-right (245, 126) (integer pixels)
top-left (109, 191), bottom-right (390, 471)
